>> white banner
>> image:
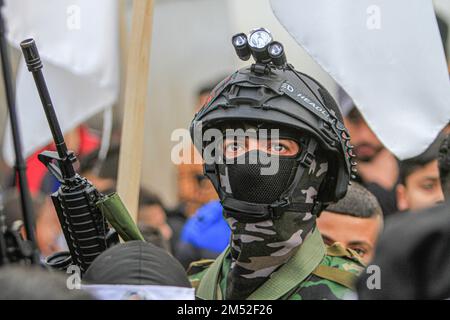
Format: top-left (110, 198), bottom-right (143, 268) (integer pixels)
top-left (271, 0), bottom-right (450, 159)
top-left (2, 0), bottom-right (119, 165)
top-left (82, 284), bottom-right (195, 300)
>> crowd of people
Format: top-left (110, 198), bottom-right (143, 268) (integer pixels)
top-left (1, 77), bottom-right (448, 300)
top-left (0, 16), bottom-right (449, 302)
top-left (1, 69), bottom-right (449, 300)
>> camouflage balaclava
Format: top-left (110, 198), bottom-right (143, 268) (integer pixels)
top-left (219, 138), bottom-right (328, 300)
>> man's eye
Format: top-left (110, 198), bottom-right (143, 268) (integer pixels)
top-left (352, 248), bottom-right (367, 256)
top-left (421, 183), bottom-right (435, 191)
top-left (271, 143), bottom-right (286, 152)
top-left (226, 143), bottom-right (243, 152)
top-left (322, 238), bottom-right (335, 246)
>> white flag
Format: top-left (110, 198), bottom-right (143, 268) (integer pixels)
top-left (2, 0), bottom-right (119, 165)
top-left (81, 284), bottom-right (195, 300)
top-left (270, 0), bottom-right (450, 160)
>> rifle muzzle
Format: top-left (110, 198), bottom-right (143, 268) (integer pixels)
top-left (20, 38), bottom-right (43, 72)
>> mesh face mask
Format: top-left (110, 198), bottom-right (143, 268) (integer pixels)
top-left (223, 150), bottom-right (298, 204)
top-left (216, 139), bottom-right (329, 299)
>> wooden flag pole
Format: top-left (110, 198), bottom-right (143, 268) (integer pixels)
top-left (116, 0), bottom-right (154, 222)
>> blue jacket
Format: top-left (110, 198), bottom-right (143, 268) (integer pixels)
top-left (180, 200), bottom-right (230, 254)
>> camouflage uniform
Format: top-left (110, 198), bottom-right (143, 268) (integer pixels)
top-left (188, 151), bottom-right (363, 300)
top-left (188, 28), bottom-right (360, 300)
top-left (189, 227), bottom-right (364, 300)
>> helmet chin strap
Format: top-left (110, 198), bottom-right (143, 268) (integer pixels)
top-left (204, 138), bottom-right (323, 222)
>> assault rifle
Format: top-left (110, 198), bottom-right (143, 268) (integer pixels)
top-left (20, 39), bottom-right (119, 273)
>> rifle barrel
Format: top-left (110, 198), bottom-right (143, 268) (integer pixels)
top-left (0, 6), bottom-right (38, 263)
top-left (20, 39), bottom-right (76, 179)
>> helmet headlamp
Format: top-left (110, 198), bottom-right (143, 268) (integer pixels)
top-left (232, 27), bottom-right (287, 68)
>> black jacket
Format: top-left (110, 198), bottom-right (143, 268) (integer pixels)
top-left (357, 202), bottom-right (450, 300)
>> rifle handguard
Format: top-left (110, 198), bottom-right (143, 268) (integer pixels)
top-left (51, 177), bottom-right (117, 273)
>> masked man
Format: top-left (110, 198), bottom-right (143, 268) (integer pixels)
top-left (188, 29), bottom-right (364, 300)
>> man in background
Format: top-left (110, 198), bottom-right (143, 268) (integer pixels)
top-left (439, 133), bottom-right (450, 196)
top-left (317, 183), bottom-right (383, 264)
top-left (357, 134), bottom-right (450, 300)
top-left (176, 83), bottom-right (220, 218)
top-left (82, 241), bottom-right (193, 300)
top-left (2, 188), bottom-right (65, 257)
top-left (137, 188), bottom-right (172, 252)
top-left (170, 82), bottom-right (222, 254)
top-left (0, 266), bottom-right (93, 300)
top-left (396, 133), bottom-right (446, 212)
top-left (175, 200), bottom-right (230, 269)
top-left (24, 125), bottom-right (101, 196)
top-left (338, 89), bottom-right (399, 217)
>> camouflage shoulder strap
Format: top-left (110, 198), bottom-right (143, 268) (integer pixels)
top-left (187, 259), bottom-right (216, 276)
top-left (247, 228), bottom-right (325, 300)
top-left (326, 242), bottom-right (366, 265)
top-left (196, 248), bottom-right (229, 300)
top-left (188, 259), bottom-right (216, 291)
top-left (310, 243), bottom-right (365, 290)
top-left (197, 228), bottom-right (326, 300)
top-left (311, 264), bottom-right (357, 290)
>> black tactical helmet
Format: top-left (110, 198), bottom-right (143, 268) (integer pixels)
top-left (191, 28), bottom-right (356, 219)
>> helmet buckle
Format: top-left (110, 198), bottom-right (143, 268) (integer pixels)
top-left (300, 151), bottom-right (315, 168)
top-left (269, 197), bottom-right (290, 219)
top-left (203, 163), bottom-right (216, 175)
top-left (312, 201), bottom-right (324, 217)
